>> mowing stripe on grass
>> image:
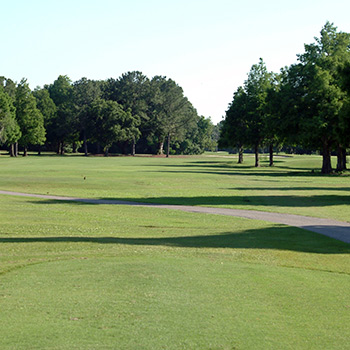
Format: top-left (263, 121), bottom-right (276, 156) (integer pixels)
top-left (1, 190), bottom-right (350, 244)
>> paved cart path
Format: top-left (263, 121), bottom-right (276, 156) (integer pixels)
top-left (1, 190), bottom-right (350, 244)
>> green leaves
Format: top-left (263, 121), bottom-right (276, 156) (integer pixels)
top-left (15, 79), bottom-right (46, 148)
top-left (0, 85), bottom-right (20, 145)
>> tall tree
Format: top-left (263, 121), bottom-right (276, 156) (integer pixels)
top-left (73, 77), bottom-right (101, 155)
top-left (338, 62), bottom-right (350, 170)
top-left (33, 87), bottom-right (57, 154)
top-left (0, 85), bottom-right (21, 155)
top-left (47, 75), bottom-right (74, 154)
top-left (150, 76), bottom-right (197, 157)
top-left (219, 86), bottom-right (249, 163)
top-left (244, 58), bottom-right (274, 167)
top-left (15, 79), bottom-right (45, 156)
top-left (175, 115), bottom-right (216, 154)
top-left (89, 99), bottom-right (139, 156)
top-left (293, 22), bottom-right (350, 173)
top-left (264, 72), bottom-right (284, 166)
top-left (103, 72), bottom-right (147, 155)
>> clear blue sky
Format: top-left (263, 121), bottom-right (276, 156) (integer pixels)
top-left (2, 0), bottom-right (350, 123)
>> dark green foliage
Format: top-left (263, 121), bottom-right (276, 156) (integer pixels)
top-left (174, 115), bottom-right (216, 154)
top-left (1, 73), bottom-right (211, 156)
top-left (89, 98), bottom-right (139, 156)
top-left (33, 88), bottom-right (57, 151)
top-left (0, 85), bottom-right (21, 147)
top-left (219, 86), bottom-right (249, 162)
top-left (72, 77), bottom-right (102, 155)
top-left (220, 60), bottom-right (275, 166)
top-left (221, 22), bottom-right (350, 173)
top-left (281, 22), bottom-right (350, 173)
top-left (15, 79), bottom-right (45, 155)
top-left (47, 75), bottom-right (75, 153)
top-left (149, 76), bottom-right (198, 156)
top-left (103, 72), bottom-right (149, 154)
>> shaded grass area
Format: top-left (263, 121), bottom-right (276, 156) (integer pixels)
top-left (0, 154), bottom-right (349, 221)
top-left (0, 195), bottom-right (350, 349)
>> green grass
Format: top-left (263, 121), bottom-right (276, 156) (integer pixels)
top-left (0, 153), bottom-right (350, 349)
top-left (0, 152), bottom-right (349, 221)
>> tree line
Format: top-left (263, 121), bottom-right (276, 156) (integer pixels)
top-left (0, 72), bottom-right (217, 157)
top-left (219, 22), bottom-right (350, 174)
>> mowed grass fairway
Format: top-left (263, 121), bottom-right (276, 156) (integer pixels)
top-left (0, 153), bottom-right (349, 221)
top-left (0, 153), bottom-right (349, 349)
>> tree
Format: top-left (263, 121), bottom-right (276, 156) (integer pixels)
top-left (89, 99), bottom-right (138, 156)
top-left (219, 86), bottom-right (249, 163)
top-left (264, 72), bottom-right (284, 166)
top-left (47, 75), bottom-right (75, 154)
top-left (211, 120), bottom-right (223, 152)
top-left (0, 85), bottom-right (21, 155)
top-left (175, 116), bottom-right (216, 154)
top-left (338, 62), bottom-right (350, 170)
top-left (72, 77), bottom-right (101, 155)
top-left (150, 76), bottom-right (197, 157)
top-left (33, 87), bottom-right (57, 154)
top-left (220, 59), bottom-right (274, 166)
top-left (103, 72), bottom-right (148, 155)
top-left (293, 22), bottom-right (350, 173)
top-left (244, 58), bottom-right (274, 167)
top-left (15, 79), bottom-right (46, 156)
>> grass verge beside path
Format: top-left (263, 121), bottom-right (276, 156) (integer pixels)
top-left (0, 195), bottom-right (350, 349)
top-left (0, 153), bottom-right (349, 221)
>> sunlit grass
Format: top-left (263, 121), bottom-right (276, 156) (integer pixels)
top-left (0, 152), bottom-right (349, 221)
top-left (0, 195), bottom-right (349, 349)
top-left (0, 153), bottom-right (349, 349)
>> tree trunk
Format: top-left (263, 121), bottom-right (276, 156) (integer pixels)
top-left (336, 146), bottom-right (346, 172)
top-left (10, 144), bottom-right (14, 157)
top-left (104, 147), bottom-right (109, 157)
top-left (166, 133), bottom-right (170, 158)
top-left (269, 143), bottom-right (274, 167)
top-left (38, 145), bottom-right (41, 156)
top-left (132, 138), bottom-right (136, 156)
top-left (238, 145), bottom-right (243, 164)
top-left (84, 131), bottom-right (88, 156)
top-left (15, 142), bottom-right (18, 157)
top-left (321, 140), bottom-right (332, 174)
top-left (72, 142), bottom-right (77, 153)
top-left (343, 149), bottom-right (347, 170)
top-left (254, 144), bottom-right (260, 167)
top-left (57, 142), bottom-right (61, 155)
top-left (158, 141), bottom-right (164, 155)
top-left (60, 142), bottom-right (64, 155)
top-left (23, 146), bottom-right (28, 157)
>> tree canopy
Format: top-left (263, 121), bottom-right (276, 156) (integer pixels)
top-left (0, 72), bottom-right (215, 157)
top-left (220, 22), bottom-right (350, 173)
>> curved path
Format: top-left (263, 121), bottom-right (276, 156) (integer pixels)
top-left (1, 190), bottom-right (350, 244)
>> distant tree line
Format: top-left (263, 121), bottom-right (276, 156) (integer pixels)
top-left (0, 72), bottom-right (217, 157)
top-left (219, 22), bottom-right (350, 174)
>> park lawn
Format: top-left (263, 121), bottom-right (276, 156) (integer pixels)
top-left (0, 155), bottom-right (350, 221)
top-left (0, 153), bottom-right (349, 221)
top-left (0, 195), bottom-right (350, 349)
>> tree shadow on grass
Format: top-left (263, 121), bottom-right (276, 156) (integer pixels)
top-left (148, 169), bottom-right (323, 177)
top-left (0, 226), bottom-right (348, 254)
top-left (138, 194), bottom-right (350, 207)
top-left (32, 194), bottom-right (349, 208)
top-left (141, 160), bottom-right (332, 175)
top-left (227, 187), bottom-right (350, 192)
top-left (23, 192), bottom-right (350, 215)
